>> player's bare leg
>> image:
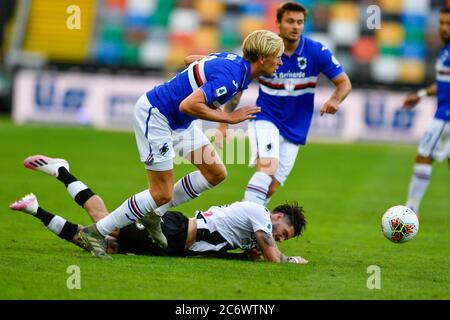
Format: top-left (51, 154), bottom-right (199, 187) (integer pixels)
top-left (188, 144), bottom-right (227, 186)
top-left (23, 154), bottom-right (116, 232)
top-left (157, 144), bottom-right (223, 213)
top-left (266, 178), bottom-right (281, 204)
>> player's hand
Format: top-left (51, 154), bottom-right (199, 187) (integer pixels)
top-left (213, 123), bottom-right (229, 149)
top-left (320, 99), bottom-right (339, 116)
top-left (246, 248), bottom-right (262, 261)
top-left (402, 93), bottom-right (421, 109)
top-left (227, 106), bottom-right (260, 124)
top-left (288, 256), bottom-right (309, 264)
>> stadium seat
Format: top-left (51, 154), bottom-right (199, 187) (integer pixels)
top-left (351, 37), bottom-right (378, 63)
top-left (376, 22), bottom-right (404, 46)
top-left (194, 0), bottom-right (225, 24)
top-left (371, 55), bottom-right (400, 83)
top-left (139, 39), bottom-right (168, 68)
top-left (193, 26), bottom-right (220, 55)
top-left (399, 59), bottom-right (426, 83)
top-left (378, 0), bottom-right (403, 14)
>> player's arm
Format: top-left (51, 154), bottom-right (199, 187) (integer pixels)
top-left (255, 230), bottom-right (307, 264)
top-left (214, 92), bottom-right (244, 148)
top-left (184, 55), bottom-right (205, 66)
top-left (179, 88), bottom-right (260, 124)
top-left (320, 72), bottom-right (352, 116)
top-left (403, 83), bottom-right (437, 109)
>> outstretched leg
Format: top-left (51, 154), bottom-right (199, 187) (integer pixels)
top-left (24, 155), bottom-right (109, 222)
top-left (10, 193), bottom-right (120, 254)
top-left (9, 193), bottom-right (86, 250)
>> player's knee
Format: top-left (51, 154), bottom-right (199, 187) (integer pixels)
top-left (150, 190), bottom-right (172, 206)
top-left (205, 165), bottom-right (227, 186)
top-left (256, 159), bottom-right (278, 176)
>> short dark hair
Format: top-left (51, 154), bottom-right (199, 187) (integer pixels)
top-left (272, 202), bottom-right (306, 237)
top-left (276, 2), bottom-right (308, 23)
top-left (440, 7), bottom-right (450, 14)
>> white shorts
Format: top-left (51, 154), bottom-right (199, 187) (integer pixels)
top-left (248, 120), bottom-right (300, 185)
top-left (418, 118), bottom-right (450, 162)
top-left (133, 94), bottom-right (210, 171)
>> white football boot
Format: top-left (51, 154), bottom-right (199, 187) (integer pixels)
top-left (9, 193), bottom-right (39, 215)
top-left (23, 155), bottom-right (69, 177)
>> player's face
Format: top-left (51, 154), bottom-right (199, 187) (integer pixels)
top-left (278, 11), bottom-right (305, 43)
top-left (271, 215), bottom-right (295, 242)
top-left (261, 54), bottom-right (283, 76)
top-left (439, 12), bottom-right (450, 43)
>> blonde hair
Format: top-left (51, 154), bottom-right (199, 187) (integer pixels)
top-left (242, 30), bottom-right (284, 62)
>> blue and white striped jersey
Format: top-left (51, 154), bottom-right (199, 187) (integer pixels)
top-left (255, 35), bottom-right (344, 145)
top-left (146, 52), bottom-right (252, 130)
top-left (436, 42), bottom-right (450, 121)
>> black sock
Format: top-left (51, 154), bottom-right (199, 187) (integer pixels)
top-left (36, 207), bottom-right (79, 242)
top-left (57, 167), bottom-right (77, 187)
top-left (35, 207), bottom-right (54, 226)
top-left (74, 188), bottom-right (95, 207)
top-left (59, 221), bottom-right (79, 242)
top-left (57, 167), bottom-right (96, 207)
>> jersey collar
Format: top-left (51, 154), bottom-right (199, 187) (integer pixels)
top-left (294, 35), bottom-right (305, 56)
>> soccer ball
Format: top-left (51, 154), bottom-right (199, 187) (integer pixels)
top-left (381, 205), bottom-right (419, 243)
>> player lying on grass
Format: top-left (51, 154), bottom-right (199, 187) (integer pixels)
top-left (9, 155), bottom-right (308, 263)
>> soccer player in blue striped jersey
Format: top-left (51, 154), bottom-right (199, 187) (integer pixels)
top-left (215, 2), bottom-right (352, 205)
top-left (78, 30), bottom-right (285, 259)
top-left (402, 7), bottom-right (450, 216)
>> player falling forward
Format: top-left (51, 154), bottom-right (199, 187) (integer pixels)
top-left (214, 2), bottom-right (352, 205)
top-left (402, 7), bottom-right (450, 216)
top-left (10, 155), bottom-right (308, 263)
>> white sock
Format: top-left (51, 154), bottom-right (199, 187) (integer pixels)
top-left (67, 181), bottom-right (88, 199)
top-left (47, 216), bottom-right (66, 235)
top-left (171, 171), bottom-right (214, 206)
top-left (244, 172), bottom-right (272, 205)
top-left (406, 163), bottom-right (432, 213)
top-left (96, 189), bottom-right (157, 236)
top-left (154, 201), bottom-right (173, 216)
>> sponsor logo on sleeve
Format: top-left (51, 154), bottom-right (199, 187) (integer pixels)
top-left (215, 86), bottom-right (228, 97)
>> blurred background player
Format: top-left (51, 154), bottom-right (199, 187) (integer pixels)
top-left (10, 154), bottom-right (308, 263)
top-left (402, 7), bottom-right (450, 216)
top-left (77, 30), bottom-right (284, 258)
top-left (214, 2), bottom-right (352, 205)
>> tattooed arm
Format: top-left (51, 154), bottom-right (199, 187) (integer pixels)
top-left (255, 230), bottom-right (307, 263)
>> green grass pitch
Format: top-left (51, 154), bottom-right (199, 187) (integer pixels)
top-left (0, 117), bottom-right (448, 299)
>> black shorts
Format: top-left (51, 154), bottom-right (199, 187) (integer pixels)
top-left (116, 211), bottom-right (189, 256)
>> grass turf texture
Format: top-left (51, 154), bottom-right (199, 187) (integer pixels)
top-left (0, 117), bottom-right (448, 299)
